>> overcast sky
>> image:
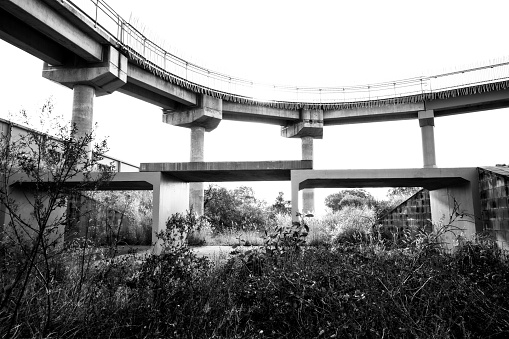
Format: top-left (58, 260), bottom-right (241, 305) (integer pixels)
top-left (1, 0), bottom-right (508, 213)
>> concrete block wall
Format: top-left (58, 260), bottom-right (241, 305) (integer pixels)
top-left (378, 189), bottom-right (432, 237)
top-left (478, 166), bottom-right (509, 248)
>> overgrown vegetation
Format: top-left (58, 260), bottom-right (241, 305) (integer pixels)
top-left (2, 107), bottom-right (508, 338)
top-left (0, 103), bottom-right (114, 337)
top-left (2, 208), bottom-right (508, 338)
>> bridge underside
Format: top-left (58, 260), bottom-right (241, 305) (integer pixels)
top-left (5, 162), bottom-right (488, 251)
top-left (291, 168), bottom-right (482, 248)
top-left (140, 160), bottom-right (313, 182)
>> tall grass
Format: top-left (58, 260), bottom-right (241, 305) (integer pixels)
top-left (4, 213), bottom-right (509, 338)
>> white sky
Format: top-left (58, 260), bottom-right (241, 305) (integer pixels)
top-left (1, 0), bottom-right (508, 214)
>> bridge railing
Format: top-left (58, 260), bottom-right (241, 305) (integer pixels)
top-left (67, 0), bottom-right (509, 105)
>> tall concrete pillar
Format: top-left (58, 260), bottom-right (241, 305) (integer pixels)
top-left (163, 94), bottom-right (223, 216)
top-left (190, 126), bottom-right (205, 215)
top-left (418, 110), bottom-right (436, 168)
top-left (281, 109), bottom-right (322, 215)
top-left (151, 173), bottom-right (189, 254)
top-left (72, 85), bottom-right (95, 147)
top-left (301, 136), bottom-right (315, 214)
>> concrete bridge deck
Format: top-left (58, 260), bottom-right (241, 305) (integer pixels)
top-left (1, 0), bottom-right (509, 125)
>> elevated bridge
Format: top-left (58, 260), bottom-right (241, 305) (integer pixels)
top-left (1, 0), bottom-right (509, 248)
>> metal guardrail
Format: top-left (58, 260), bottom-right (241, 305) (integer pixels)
top-left (67, 0), bottom-right (509, 105)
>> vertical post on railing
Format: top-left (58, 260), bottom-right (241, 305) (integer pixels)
top-left (119, 20), bottom-right (123, 44)
top-left (94, 0), bottom-right (98, 28)
top-left (368, 86), bottom-right (371, 101)
top-left (185, 62), bottom-right (188, 80)
top-left (116, 17), bottom-right (120, 42)
top-left (319, 88), bottom-right (322, 103)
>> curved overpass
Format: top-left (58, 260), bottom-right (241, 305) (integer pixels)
top-left (1, 0), bottom-right (507, 244)
top-left (1, 0), bottom-right (509, 127)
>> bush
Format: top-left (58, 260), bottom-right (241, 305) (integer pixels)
top-left (3, 209), bottom-right (509, 338)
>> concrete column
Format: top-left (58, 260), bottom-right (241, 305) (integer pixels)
top-left (291, 173), bottom-right (300, 223)
top-left (418, 110), bottom-right (436, 168)
top-left (190, 126), bottom-right (205, 215)
top-left (152, 173), bottom-right (189, 254)
top-left (301, 136), bottom-right (314, 214)
top-left (72, 84), bottom-right (95, 152)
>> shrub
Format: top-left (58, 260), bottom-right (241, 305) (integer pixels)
top-left (321, 206), bottom-right (375, 244)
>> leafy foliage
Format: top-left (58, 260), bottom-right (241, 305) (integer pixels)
top-left (0, 102), bottom-right (113, 337)
top-left (270, 191), bottom-right (291, 216)
top-left (325, 189), bottom-right (376, 212)
top-left (204, 185), bottom-right (269, 233)
top-left (2, 208), bottom-right (509, 338)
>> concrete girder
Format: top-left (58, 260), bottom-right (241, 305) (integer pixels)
top-left (323, 102), bottom-right (425, 125)
top-left (222, 102), bottom-right (299, 125)
top-left (42, 46), bottom-right (127, 96)
top-left (0, 0), bottom-right (103, 62)
top-left (42, 0), bottom-right (117, 46)
top-left (163, 95), bottom-right (222, 132)
top-left (0, 8), bottom-right (70, 65)
top-left (127, 64), bottom-right (197, 106)
top-left (426, 88), bottom-right (509, 116)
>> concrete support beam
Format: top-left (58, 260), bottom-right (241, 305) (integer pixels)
top-left (0, 8), bottom-right (69, 65)
top-left (282, 109), bottom-right (323, 139)
top-left (151, 173), bottom-right (189, 254)
top-left (163, 95), bottom-right (222, 216)
top-left (429, 176), bottom-right (481, 250)
top-left (189, 126), bottom-right (205, 215)
top-left (0, 0), bottom-right (103, 62)
top-left (291, 172), bottom-right (300, 221)
top-left (301, 136), bottom-right (315, 214)
top-left (222, 101), bottom-right (299, 125)
top-left (126, 63), bottom-right (197, 106)
top-left (72, 84), bottom-right (94, 152)
top-left (324, 102), bottom-right (425, 125)
top-left (163, 94), bottom-right (222, 132)
top-left (418, 110), bottom-right (437, 168)
top-left (42, 46), bottom-right (127, 96)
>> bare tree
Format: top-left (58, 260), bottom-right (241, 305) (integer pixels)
top-left (0, 102), bottom-right (113, 337)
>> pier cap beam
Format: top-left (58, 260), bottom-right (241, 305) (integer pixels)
top-left (281, 109), bottom-right (323, 139)
top-left (42, 46), bottom-right (127, 96)
top-left (163, 94), bottom-right (222, 132)
top-left (140, 160), bottom-right (313, 182)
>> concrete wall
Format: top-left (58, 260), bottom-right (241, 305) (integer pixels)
top-left (378, 189), bottom-right (432, 237)
top-left (429, 179), bottom-right (481, 249)
top-left (478, 166), bottom-right (509, 248)
top-left (0, 185), bottom-right (66, 249)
